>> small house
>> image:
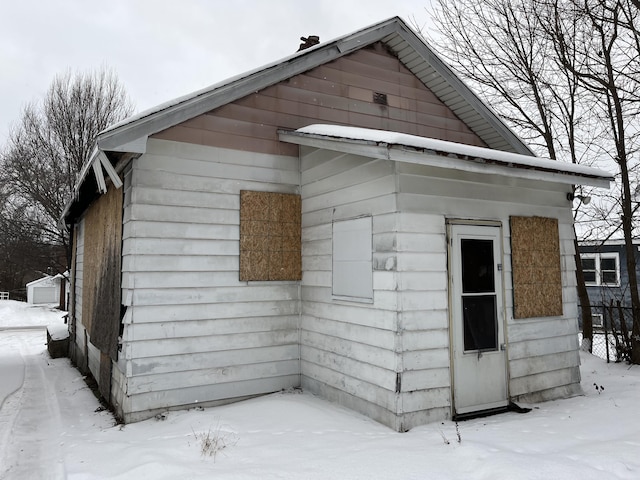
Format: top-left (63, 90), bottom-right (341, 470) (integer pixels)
top-left (62, 17), bottom-right (612, 431)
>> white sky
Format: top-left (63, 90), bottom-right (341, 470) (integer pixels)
top-left (0, 0), bottom-right (434, 146)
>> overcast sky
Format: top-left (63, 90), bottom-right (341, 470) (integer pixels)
top-left (0, 0), bottom-right (434, 146)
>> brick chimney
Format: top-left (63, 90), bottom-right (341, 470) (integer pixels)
top-left (298, 35), bottom-right (320, 52)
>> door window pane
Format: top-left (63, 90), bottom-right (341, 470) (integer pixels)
top-left (461, 239), bottom-right (494, 293)
top-left (463, 295), bottom-right (498, 351)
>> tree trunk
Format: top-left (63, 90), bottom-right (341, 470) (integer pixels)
top-left (574, 235), bottom-right (593, 352)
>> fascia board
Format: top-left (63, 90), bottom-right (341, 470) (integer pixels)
top-left (92, 158), bottom-right (107, 194)
top-left (388, 148), bottom-right (611, 188)
top-left (98, 150), bottom-right (123, 189)
top-left (279, 130), bottom-right (611, 188)
top-left (278, 131), bottom-right (390, 160)
top-left (97, 47), bottom-right (343, 151)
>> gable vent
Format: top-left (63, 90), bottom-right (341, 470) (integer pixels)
top-left (373, 92), bottom-right (388, 105)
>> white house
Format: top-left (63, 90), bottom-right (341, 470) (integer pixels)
top-left (61, 17), bottom-right (612, 431)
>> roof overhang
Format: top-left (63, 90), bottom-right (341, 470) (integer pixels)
top-left (94, 16), bottom-right (533, 156)
top-left (279, 125), bottom-right (613, 188)
top-left (60, 147), bottom-right (124, 225)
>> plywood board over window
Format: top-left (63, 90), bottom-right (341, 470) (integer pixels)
top-left (240, 191), bottom-right (301, 281)
top-left (82, 184), bottom-right (123, 356)
top-left (510, 216), bottom-right (563, 319)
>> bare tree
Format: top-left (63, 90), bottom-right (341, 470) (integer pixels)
top-left (540, 0), bottom-right (640, 362)
top-left (425, 0), bottom-right (598, 350)
top-left (0, 68), bottom-right (133, 291)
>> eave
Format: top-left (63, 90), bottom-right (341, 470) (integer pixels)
top-left (279, 126), bottom-right (613, 189)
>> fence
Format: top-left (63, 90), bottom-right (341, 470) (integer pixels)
top-left (581, 301), bottom-right (638, 362)
top-left (0, 292), bottom-right (8, 300)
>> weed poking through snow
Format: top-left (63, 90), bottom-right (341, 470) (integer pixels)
top-left (192, 421), bottom-right (238, 461)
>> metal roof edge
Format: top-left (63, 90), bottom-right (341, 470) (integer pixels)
top-left (279, 128), bottom-right (612, 188)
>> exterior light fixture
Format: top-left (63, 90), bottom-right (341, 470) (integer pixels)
top-left (567, 192), bottom-right (591, 205)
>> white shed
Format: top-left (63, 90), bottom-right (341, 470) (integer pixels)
top-left (26, 274), bottom-right (62, 305)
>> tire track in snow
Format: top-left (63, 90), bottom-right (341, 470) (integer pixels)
top-left (0, 331), bottom-right (66, 479)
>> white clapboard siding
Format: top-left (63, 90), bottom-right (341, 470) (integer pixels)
top-left (117, 139), bottom-right (301, 419)
top-left (300, 147), bottom-right (403, 427)
top-left (300, 145), bottom-right (581, 431)
top-left (394, 164), bottom-right (581, 410)
top-left (125, 375), bottom-right (300, 422)
top-left (70, 217), bottom-right (86, 370)
top-left (130, 344), bottom-right (299, 376)
top-left (127, 359), bottom-right (300, 395)
top-left (126, 315), bottom-right (298, 342)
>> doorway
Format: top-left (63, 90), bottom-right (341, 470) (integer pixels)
top-left (448, 222), bottom-right (508, 417)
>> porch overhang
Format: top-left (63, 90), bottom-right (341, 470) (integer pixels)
top-left (279, 125), bottom-right (613, 189)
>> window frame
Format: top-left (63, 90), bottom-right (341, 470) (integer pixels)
top-left (332, 216), bottom-right (373, 303)
top-left (581, 252), bottom-right (620, 287)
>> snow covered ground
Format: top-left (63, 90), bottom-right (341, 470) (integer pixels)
top-left (1, 300), bottom-right (639, 479)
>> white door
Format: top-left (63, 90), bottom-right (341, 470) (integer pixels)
top-left (449, 223), bottom-right (508, 416)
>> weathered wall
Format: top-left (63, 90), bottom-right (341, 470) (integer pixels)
top-left (395, 161), bottom-right (582, 411)
top-left (81, 183), bottom-right (124, 401)
top-left (299, 146), bottom-right (581, 431)
top-left (116, 139), bottom-right (301, 421)
top-left (69, 219), bottom-right (87, 372)
top-left (153, 43), bottom-right (486, 156)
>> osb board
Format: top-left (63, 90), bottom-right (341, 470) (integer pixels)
top-left (510, 216), bottom-right (563, 319)
top-left (81, 184), bottom-right (123, 359)
top-left (240, 191), bottom-right (301, 281)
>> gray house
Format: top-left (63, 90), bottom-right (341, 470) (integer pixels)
top-left (579, 240), bottom-right (639, 329)
top-left (63, 17), bottom-right (612, 431)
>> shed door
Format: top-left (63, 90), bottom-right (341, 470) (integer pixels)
top-left (33, 287), bottom-right (57, 304)
top-left (449, 223), bottom-right (508, 416)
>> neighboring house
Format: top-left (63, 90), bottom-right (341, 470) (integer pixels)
top-left (61, 17), bottom-right (612, 431)
top-left (26, 273), bottom-right (67, 306)
top-left (578, 240), bottom-right (639, 329)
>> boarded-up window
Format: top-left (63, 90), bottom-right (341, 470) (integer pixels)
top-left (239, 191), bottom-right (301, 281)
top-left (332, 216), bottom-right (373, 301)
top-left (510, 216), bottom-right (563, 318)
top-left (82, 184), bottom-right (123, 361)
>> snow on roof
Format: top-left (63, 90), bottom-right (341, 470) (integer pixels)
top-left (26, 275), bottom-right (60, 288)
top-left (292, 124), bottom-right (614, 184)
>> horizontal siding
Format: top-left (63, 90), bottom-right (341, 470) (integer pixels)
top-left (299, 147), bottom-right (400, 428)
top-left (153, 43), bottom-right (486, 156)
top-left (299, 148), bottom-right (580, 430)
top-left (126, 376), bottom-right (300, 421)
top-left (120, 140), bottom-right (301, 417)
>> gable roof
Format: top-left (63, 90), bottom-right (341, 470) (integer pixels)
top-left (96, 16), bottom-right (534, 156)
top-left (63, 16), bottom-right (541, 223)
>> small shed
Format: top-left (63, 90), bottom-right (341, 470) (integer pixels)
top-left (61, 17), bottom-right (613, 431)
top-left (26, 274), bottom-right (62, 305)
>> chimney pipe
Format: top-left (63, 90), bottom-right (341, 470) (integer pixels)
top-left (298, 35), bottom-right (320, 52)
